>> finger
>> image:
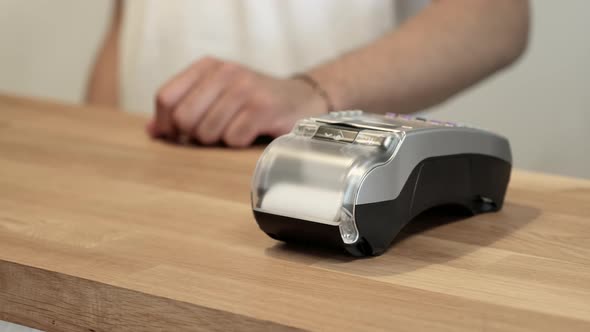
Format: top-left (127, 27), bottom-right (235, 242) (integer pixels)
top-left (154, 56), bottom-right (221, 137)
top-left (194, 76), bottom-right (253, 144)
top-left (222, 108), bottom-right (261, 148)
top-left (157, 56), bottom-right (221, 110)
top-left (154, 95), bottom-right (178, 139)
top-left (145, 119), bottom-right (157, 138)
top-left (172, 62), bottom-right (241, 135)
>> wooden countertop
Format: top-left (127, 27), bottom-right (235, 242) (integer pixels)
top-left (0, 95), bottom-right (589, 332)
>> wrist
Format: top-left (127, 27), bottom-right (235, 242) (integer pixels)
top-left (281, 76), bottom-right (328, 120)
top-left (305, 68), bottom-right (357, 112)
top-left (291, 73), bottom-right (335, 113)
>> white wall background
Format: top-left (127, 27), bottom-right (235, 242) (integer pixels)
top-left (428, 1), bottom-right (590, 179)
top-left (0, 1), bottom-right (588, 179)
top-left (0, 0), bottom-right (111, 101)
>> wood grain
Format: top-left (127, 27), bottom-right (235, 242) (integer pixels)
top-left (0, 94), bottom-right (589, 331)
top-left (0, 260), bottom-right (300, 332)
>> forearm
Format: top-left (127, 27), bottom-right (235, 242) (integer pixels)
top-left (309, 0), bottom-right (529, 114)
top-left (85, 0), bottom-right (122, 107)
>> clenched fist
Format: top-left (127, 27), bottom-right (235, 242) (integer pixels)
top-left (147, 56), bottom-right (329, 147)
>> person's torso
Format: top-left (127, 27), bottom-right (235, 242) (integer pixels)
top-left (120, 0), bottom-right (408, 113)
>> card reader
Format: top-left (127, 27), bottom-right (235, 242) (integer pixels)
top-left (251, 111), bottom-right (512, 256)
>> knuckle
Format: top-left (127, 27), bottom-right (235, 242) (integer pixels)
top-left (198, 55), bottom-right (219, 67)
top-left (155, 87), bottom-right (174, 109)
top-left (218, 61), bottom-right (242, 76)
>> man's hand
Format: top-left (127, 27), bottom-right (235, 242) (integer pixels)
top-left (148, 56), bottom-right (328, 147)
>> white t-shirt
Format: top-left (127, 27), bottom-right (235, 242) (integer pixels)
top-left (120, 0), bottom-right (425, 113)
